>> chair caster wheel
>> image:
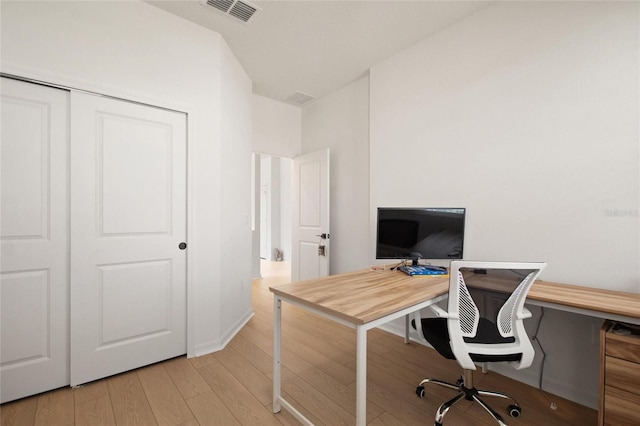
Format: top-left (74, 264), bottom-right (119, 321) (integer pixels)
top-left (416, 385), bottom-right (425, 398)
top-left (508, 404), bottom-right (521, 418)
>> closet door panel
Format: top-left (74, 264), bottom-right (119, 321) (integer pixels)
top-left (0, 78), bottom-right (69, 403)
top-left (70, 93), bottom-right (187, 386)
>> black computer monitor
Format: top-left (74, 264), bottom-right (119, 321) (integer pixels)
top-left (376, 207), bottom-right (466, 265)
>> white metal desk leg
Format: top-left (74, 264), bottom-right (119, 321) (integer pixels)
top-left (273, 295), bottom-right (282, 413)
top-left (356, 326), bottom-right (367, 426)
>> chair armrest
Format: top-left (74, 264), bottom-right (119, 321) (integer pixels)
top-left (428, 304), bottom-right (449, 318)
top-left (519, 307), bottom-right (532, 319)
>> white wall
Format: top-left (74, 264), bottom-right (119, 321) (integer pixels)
top-left (253, 94), bottom-right (301, 157)
top-left (367, 1), bottom-right (638, 409)
top-left (219, 41), bottom-right (253, 345)
top-left (251, 154), bottom-right (262, 279)
top-left (370, 1), bottom-right (639, 291)
top-left (1, 1), bottom-right (253, 357)
top-left (302, 75), bottom-right (371, 274)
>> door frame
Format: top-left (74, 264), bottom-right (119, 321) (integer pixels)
top-left (0, 71), bottom-right (197, 358)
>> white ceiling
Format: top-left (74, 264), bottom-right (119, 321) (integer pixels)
top-left (148, 1), bottom-right (492, 105)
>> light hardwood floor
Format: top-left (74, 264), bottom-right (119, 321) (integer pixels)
top-left (1, 261), bottom-right (597, 425)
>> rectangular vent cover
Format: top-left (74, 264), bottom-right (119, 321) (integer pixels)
top-left (286, 91), bottom-right (316, 106)
top-left (205, 0), bottom-right (260, 24)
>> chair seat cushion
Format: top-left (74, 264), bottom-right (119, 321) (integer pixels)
top-left (417, 318), bottom-right (522, 363)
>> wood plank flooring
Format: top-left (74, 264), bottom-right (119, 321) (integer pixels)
top-left (1, 261), bottom-right (597, 425)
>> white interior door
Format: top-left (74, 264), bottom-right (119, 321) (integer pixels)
top-left (291, 149), bottom-right (330, 282)
top-left (70, 92), bottom-right (187, 385)
top-left (0, 78), bottom-right (69, 403)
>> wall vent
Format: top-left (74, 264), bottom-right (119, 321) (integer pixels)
top-left (285, 91), bottom-right (316, 106)
top-left (204, 0), bottom-right (261, 24)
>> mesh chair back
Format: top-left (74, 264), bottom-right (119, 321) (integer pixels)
top-left (456, 271), bottom-right (479, 338)
top-left (496, 271), bottom-right (536, 338)
top-left (447, 261), bottom-right (546, 370)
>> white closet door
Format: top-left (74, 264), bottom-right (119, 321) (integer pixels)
top-left (70, 92), bottom-right (187, 385)
top-left (0, 78), bottom-right (69, 403)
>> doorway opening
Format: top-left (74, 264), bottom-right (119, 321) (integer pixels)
top-left (253, 153), bottom-right (292, 279)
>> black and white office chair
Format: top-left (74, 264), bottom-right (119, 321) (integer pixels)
top-left (412, 260), bottom-right (546, 426)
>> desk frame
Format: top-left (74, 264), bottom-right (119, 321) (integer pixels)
top-left (272, 291), bottom-right (447, 426)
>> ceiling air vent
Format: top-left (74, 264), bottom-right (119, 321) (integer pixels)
top-left (204, 0), bottom-right (261, 24)
top-left (285, 91), bottom-right (316, 106)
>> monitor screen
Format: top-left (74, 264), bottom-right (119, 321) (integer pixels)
top-left (376, 207), bottom-right (466, 263)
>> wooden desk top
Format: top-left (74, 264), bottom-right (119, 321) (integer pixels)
top-left (464, 274), bottom-right (640, 321)
top-left (270, 268), bottom-right (448, 325)
top-left (528, 280), bottom-right (640, 320)
top-left (270, 268), bottom-right (640, 325)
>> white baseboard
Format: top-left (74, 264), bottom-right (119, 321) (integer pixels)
top-left (192, 308), bottom-right (255, 358)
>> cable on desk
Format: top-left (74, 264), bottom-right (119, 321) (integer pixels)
top-left (390, 259), bottom-right (408, 270)
top-left (531, 306), bottom-right (557, 410)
